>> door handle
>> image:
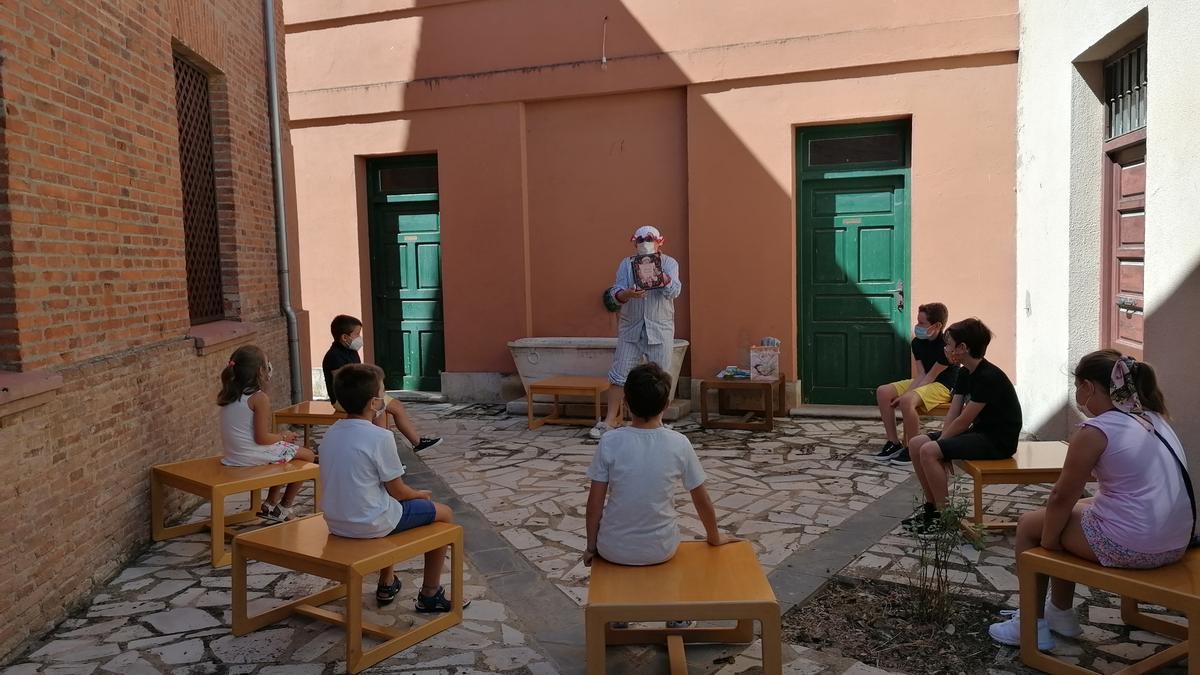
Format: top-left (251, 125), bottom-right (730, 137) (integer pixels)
top-left (885, 281), bottom-right (904, 311)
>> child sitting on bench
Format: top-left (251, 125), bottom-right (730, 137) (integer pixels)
top-left (218, 345), bottom-right (317, 523)
top-left (322, 314), bottom-right (442, 453)
top-left (320, 363), bottom-right (469, 610)
top-left (988, 350), bottom-right (1192, 650)
top-left (583, 363), bottom-right (738, 627)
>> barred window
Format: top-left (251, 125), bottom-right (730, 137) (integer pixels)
top-left (1105, 41), bottom-right (1147, 140)
top-left (173, 53), bottom-right (224, 324)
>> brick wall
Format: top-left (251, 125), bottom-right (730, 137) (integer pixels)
top-left (0, 0), bottom-right (296, 660)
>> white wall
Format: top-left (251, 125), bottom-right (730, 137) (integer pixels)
top-left (1015, 0), bottom-right (1138, 438)
top-left (1144, 0), bottom-right (1200, 458)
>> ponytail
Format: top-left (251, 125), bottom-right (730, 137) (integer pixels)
top-left (1073, 349), bottom-right (1169, 417)
top-left (217, 345), bottom-right (267, 406)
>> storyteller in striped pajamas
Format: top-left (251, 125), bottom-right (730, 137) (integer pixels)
top-left (590, 225), bottom-right (683, 439)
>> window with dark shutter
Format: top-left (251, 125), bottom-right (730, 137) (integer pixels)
top-left (173, 54), bottom-right (224, 324)
top-left (1105, 41), bottom-right (1147, 140)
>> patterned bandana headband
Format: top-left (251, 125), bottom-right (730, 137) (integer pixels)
top-left (1109, 356), bottom-right (1144, 415)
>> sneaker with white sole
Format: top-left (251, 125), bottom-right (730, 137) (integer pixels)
top-left (1000, 602), bottom-right (1082, 638)
top-left (259, 503), bottom-right (292, 524)
top-left (588, 422), bottom-right (612, 440)
top-left (989, 611), bottom-right (1054, 650)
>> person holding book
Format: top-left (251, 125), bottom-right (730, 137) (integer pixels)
top-left (591, 225), bottom-right (682, 439)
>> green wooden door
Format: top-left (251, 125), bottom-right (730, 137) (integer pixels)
top-left (368, 157), bottom-right (445, 392)
top-left (797, 122), bottom-right (911, 405)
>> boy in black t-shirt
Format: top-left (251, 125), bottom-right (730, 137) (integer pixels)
top-left (322, 315), bottom-right (442, 453)
top-left (904, 317), bottom-right (1023, 534)
top-left (872, 303), bottom-right (960, 464)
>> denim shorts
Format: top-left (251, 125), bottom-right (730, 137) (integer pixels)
top-left (389, 499), bottom-right (437, 534)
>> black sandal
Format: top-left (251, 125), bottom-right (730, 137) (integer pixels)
top-left (415, 586), bottom-right (471, 613)
top-left (376, 578), bottom-right (402, 606)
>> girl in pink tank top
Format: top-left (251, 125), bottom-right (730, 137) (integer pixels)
top-left (989, 350), bottom-right (1192, 651)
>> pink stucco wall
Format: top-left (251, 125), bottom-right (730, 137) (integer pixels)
top-left (285, 0), bottom-right (1018, 398)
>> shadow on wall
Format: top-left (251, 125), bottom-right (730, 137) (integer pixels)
top-left (1025, 257), bottom-right (1200, 498)
top-left (0, 61), bottom-right (14, 368)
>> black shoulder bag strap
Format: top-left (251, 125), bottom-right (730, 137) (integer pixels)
top-left (1118, 410), bottom-right (1198, 548)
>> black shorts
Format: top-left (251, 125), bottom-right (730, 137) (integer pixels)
top-left (928, 431), bottom-right (1015, 461)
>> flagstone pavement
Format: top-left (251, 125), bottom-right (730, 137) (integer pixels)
top-left (2, 403), bottom-right (1188, 674)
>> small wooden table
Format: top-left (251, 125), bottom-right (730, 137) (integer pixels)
top-left (150, 456), bottom-right (320, 567)
top-left (586, 541), bottom-right (782, 675)
top-left (699, 376), bottom-right (787, 432)
top-left (233, 516), bottom-right (464, 674)
top-left (954, 440), bottom-right (1069, 540)
top-left (527, 376), bottom-right (612, 430)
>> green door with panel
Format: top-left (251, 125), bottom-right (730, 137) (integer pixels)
top-left (797, 123), bottom-right (910, 405)
top-left (367, 157), bottom-right (445, 392)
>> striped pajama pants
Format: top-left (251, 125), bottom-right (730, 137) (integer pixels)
top-left (608, 339), bottom-right (673, 387)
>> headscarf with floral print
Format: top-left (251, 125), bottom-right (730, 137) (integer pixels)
top-left (1109, 355), bottom-right (1144, 416)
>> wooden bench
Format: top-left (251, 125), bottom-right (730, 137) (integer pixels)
top-left (953, 440), bottom-right (1068, 541)
top-left (150, 456), bottom-right (320, 567)
top-left (1018, 547), bottom-right (1198, 674)
top-left (698, 376), bottom-right (787, 432)
top-left (527, 376), bottom-right (616, 430)
top-left (585, 541), bottom-right (782, 674)
top-left (232, 515), bottom-right (464, 675)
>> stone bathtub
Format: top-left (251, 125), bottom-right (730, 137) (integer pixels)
top-left (505, 338), bottom-right (690, 418)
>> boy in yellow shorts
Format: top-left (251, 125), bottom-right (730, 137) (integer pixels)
top-left (871, 303), bottom-right (958, 465)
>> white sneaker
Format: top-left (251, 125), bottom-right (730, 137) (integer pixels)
top-left (989, 612), bottom-right (1054, 650)
top-left (999, 602), bottom-right (1082, 638)
top-left (588, 422), bottom-right (612, 440)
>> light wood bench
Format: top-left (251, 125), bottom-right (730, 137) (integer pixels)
top-left (527, 376), bottom-right (615, 430)
top-left (232, 515), bottom-right (464, 675)
top-left (585, 541), bottom-right (782, 675)
top-left (954, 440), bottom-right (1068, 541)
top-left (1018, 547), bottom-right (1198, 674)
top-left (150, 456), bottom-right (320, 567)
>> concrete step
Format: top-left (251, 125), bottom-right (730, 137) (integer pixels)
top-left (505, 398), bottom-right (693, 422)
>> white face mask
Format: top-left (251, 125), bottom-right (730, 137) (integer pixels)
top-left (373, 396), bottom-right (386, 418)
top-left (1075, 384), bottom-right (1095, 418)
top-left (266, 362), bottom-right (274, 379)
top-left (349, 336), bottom-right (364, 351)
top-left (635, 241), bottom-right (656, 255)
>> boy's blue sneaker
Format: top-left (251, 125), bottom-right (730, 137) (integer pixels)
top-left (872, 441), bottom-right (903, 462)
top-left (888, 447), bottom-right (912, 466)
top-left (415, 586), bottom-right (471, 613)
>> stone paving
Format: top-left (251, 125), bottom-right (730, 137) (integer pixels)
top-left (1, 403), bottom-right (1188, 674)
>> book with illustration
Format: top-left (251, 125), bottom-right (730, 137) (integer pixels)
top-left (630, 253), bottom-right (667, 290)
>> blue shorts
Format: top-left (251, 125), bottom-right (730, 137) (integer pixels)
top-left (388, 499), bottom-right (437, 534)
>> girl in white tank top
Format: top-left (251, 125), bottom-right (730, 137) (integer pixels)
top-left (217, 345), bottom-right (317, 522)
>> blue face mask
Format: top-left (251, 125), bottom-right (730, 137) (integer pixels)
top-left (914, 325), bottom-right (930, 340)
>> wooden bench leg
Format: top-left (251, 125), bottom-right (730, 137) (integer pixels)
top-left (666, 635), bottom-right (686, 675)
top-left (760, 610), bottom-right (783, 675)
top-left (345, 570), bottom-right (364, 672)
top-left (210, 489), bottom-right (228, 568)
top-left (585, 608), bottom-right (608, 675)
top-left (1121, 596), bottom-right (1188, 640)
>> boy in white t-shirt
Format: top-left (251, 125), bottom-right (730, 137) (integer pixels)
top-left (584, 362), bottom-right (737, 566)
top-left (320, 363), bottom-right (469, 610)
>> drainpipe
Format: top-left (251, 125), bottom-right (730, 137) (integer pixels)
top-left (263, 0), bottom-right (302, 404)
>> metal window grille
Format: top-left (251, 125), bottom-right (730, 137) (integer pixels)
top-left (174, 54), bottom-right (224, 324)
top-left (1105, 41), bottom-right (1147, 140)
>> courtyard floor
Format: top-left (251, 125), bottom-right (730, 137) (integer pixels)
top-left (1, 404), bottom-right (1187, 674)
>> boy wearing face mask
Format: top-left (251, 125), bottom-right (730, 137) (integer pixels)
top-left (320, 364), bottom-right (469, 610)
top-left (872, 303), bottom-right (958, 464)
top-left (322, 314), bottom-right (442, 453)
top-left (591, 226), bottom-right (683, 439)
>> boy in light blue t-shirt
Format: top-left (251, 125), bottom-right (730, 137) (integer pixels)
top-left (320, 363), bottom-right (468, 610)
